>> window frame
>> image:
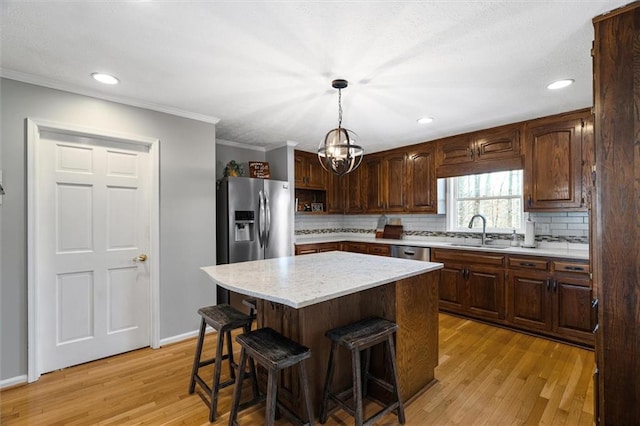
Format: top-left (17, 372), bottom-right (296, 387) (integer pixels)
top-left (446, 170), bottom-right (525, 234)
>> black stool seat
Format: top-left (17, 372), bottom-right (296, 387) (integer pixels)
top-left (229, 327), bottom-right (315, 426)
top-left (198, 304), bottom-right (254, 331)
top-left (189, 304), bottom-right (258, 422)
top-left (325, 317), bottom-right (399, 349)
top-left (320, 317), bottom-right (405, 426)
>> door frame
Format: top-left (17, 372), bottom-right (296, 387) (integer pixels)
top-left (26, 118), bottom-right (160, 383)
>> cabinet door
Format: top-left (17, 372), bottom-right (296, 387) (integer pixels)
top-left (326, 172), bottom-right (344, 214)
top-left (383, 152), bottom-right (406, 212)
top-left (524, 114), bottom-right (584, 210)
top-left (406, 146), bottom-right (437, 213)
top-left (307, 155), bottom-right (327, 189)
top-left (436, 135), bottom-right (472, 166)
top-left (473, 125), bottom-right (521, 162)
top-left (345, 166), bottom-right (365, 213)
top-left (363, 155), bottom-right (385, 212)
top-left (341, 242), bottom-right (368, 254)
top-left (294, 153), bottom-right (308, 187)
top-left (467, 266), bottom-right (505, 320)
top-left (438, 266), bottom-right (465, 313)
top-left (553, 273), bottom-right (594, 344)
top-left (507, 270), bottom-right (552, 331)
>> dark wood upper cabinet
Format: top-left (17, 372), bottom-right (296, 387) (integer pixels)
top-left (325, 171), bottom-right (344, 214)
top-left (436, 124), bottom-right (522, 178)
top-left (362, 154), bottom-right (385, 212)
top-left (294, 150), bottom-right (326, 190)
top-left (523, 110), bottom-right (588, 211)
top-left (406, 144), bottom-right (437, 213)
top-left (383, 151), bottom-right (407, 212)
top-left (345, 166), bottom-right (365, 213)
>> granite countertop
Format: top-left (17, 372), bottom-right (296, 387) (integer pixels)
top-left (201, 251), bottom-right (443, 309)
top-left (295, 234), bottom-right (589, 260)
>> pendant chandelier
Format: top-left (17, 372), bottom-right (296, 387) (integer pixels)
top-left (317, 79), bottom-right (364, 176)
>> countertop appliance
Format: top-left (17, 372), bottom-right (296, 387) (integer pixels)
top-left (217, 176), bottom-right (292, 302)
top-left (390, 245), bottom-right (431, 262)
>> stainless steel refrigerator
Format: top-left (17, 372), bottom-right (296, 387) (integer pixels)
top-left (216, 176), bottom-right (292, 302)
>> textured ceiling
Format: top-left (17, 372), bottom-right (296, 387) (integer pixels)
top-left (0, 1), bottom-right (629, 154)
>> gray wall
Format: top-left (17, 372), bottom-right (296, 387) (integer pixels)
top-left (0, 78), bottom-right (217, 381)
top-left (216, 141), bottom-right (265, 181)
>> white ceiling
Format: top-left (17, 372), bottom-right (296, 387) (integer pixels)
top-left (0, 1), bottom-right (629, 154)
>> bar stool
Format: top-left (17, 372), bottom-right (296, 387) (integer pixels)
top-left (229, 327), bottom-right (315, 426)
top-left (319, 317), bottom-right (405, 426)
top-left (188, 304), bottom-right (259, 422)
top-left (242, 298), bottom-right (257, 320)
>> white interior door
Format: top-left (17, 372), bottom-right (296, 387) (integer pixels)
top-left (37, 131), bottom-right (151, 374)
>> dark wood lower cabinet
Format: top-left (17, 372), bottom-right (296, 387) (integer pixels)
top-left (434, 248), bottom-right (592, 347)
top-left (432, 249), bottom-right (506, 322)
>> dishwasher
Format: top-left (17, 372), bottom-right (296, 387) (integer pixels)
top-left (390, 245), bottom-right (430, 261)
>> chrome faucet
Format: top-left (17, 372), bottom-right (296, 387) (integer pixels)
top-left (468, 214), bottom-right (487, 246)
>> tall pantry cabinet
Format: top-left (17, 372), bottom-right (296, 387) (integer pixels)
top-left (592, 2), bottom-right (640, 424)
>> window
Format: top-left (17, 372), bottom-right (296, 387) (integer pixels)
top-left (447, 170), bottom-right (524, 233)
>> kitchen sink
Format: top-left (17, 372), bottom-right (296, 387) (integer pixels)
top-left (449, 243), bottom-right (509, 249)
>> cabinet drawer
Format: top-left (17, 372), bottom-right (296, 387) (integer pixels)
top-left (341, 242), bottom-right (368, 254)
top-left (553, 260), bottom-right (589, 274)
top-left (432, 249), bottom-right (505, 267)
top-left (508, 257), bottom-right (549, 271)
top-left (368, 244), bottom-right (391, 256)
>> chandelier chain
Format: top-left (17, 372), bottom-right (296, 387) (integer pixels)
top-left (338, 88), bottom-right (343, 128)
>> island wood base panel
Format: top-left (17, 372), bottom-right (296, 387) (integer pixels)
top-left (254, 271), bottom-right (439, 416)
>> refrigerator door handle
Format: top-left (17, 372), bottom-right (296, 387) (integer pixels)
top-left (265, 191), bottom-right (271, 247)
top-left (258, 190), bottom-right (265, 247)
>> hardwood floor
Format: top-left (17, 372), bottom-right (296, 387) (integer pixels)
top-left (1, 314), bottom-right (595, 425)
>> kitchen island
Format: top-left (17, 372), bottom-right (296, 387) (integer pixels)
top-left (201, 251), bottom-right (443, 415)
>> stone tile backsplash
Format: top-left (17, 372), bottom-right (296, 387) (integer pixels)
top-left (295, 211), bottom-right (589, 245)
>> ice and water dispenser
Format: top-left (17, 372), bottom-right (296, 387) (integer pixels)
top-left (234, 210), bottom-right (255, 242)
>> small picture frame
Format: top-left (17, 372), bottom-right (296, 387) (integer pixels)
top-left (248, 161), bottom-right (271, 179)
top-left (311, 202), bottom-right (324, 212)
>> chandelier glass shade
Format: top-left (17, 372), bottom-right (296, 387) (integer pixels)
top-left (318, 79), bottom-right (364, 176)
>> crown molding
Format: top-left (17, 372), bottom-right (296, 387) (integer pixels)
top-left (216, 138), bottom-right (266, 152)
top-left (0, 68), bottom-right (220, 125)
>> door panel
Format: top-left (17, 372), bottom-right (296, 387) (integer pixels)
top-left (264, 179), bottom-right (291, 259)
top-left (38, 133), bottom-right (151, 374)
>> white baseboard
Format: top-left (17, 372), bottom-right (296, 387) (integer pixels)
top-left (0, 374), bottom-right (27, 390)
top-left (158, 327), bottom-right (217, 347)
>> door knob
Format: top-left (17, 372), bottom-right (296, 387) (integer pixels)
top-left (133, 254), bottom-right (148, 262)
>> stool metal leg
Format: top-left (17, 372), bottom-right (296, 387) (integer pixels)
top-left (351, 347), bottom-right (364, 426)
top-left (386, 335), bottom-right (405, 424)
top-left (188, 318), bottom-right (207, 394)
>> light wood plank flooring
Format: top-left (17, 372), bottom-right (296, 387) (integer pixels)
top-left (1, 314), bottom-right (595, 425)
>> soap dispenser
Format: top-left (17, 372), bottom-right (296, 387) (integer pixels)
top-left (510, 229), bottom-right (519, 246)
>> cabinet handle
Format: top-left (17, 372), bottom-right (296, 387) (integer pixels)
top-left (592, 299), bottom-right (599, 333)
top-left (469, 148), bottom-right (474, 159)
top-left (563, 266), bottom-right (585, 271)
top-left (552, 279), bottom-right (557, 292)
top-left (528, 194), bottom-right (532, 207)
top-left (546, 279), bottom-right (550, 291)
top-left (520, 262), bottom-right (536, 267)
top-left (477, 147), bottom-right (481, 158)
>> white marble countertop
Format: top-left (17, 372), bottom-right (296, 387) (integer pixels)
top-left (295, 234), bottom-right (589, 260)
top-left (201, 251), bottom-right (443, 309)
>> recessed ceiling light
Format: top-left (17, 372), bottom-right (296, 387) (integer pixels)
top-left (417, 117), bottom-right (434, 124)
top-left (91, 72), bottom-right (119, 85)
top-left (547, 79), bottom-right (574, 90)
